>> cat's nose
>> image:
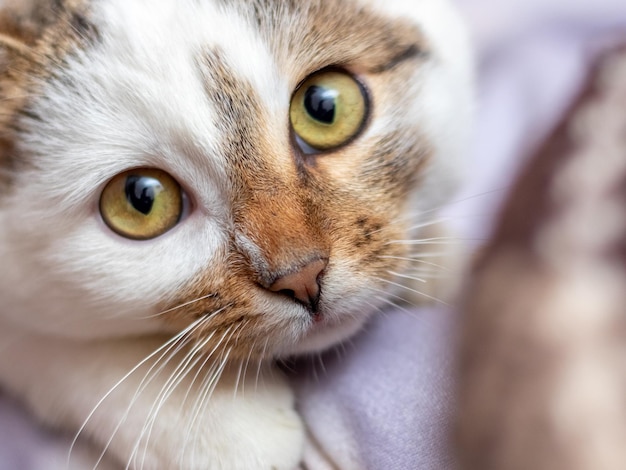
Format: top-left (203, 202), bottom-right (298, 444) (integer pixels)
top-left (268, 258), bottom-right (327, 312)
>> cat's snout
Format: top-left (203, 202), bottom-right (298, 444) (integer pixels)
top-left (267, 258), bottom-right (327, 313)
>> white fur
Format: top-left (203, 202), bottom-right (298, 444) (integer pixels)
top-left (0, 0), bottom-right (473, 468)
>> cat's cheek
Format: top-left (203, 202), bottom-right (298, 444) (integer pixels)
top-left (19, 214), bottom-right (224, 339)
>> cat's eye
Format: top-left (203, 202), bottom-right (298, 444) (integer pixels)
top-left (100, 168), bottom-right (183, 240)
top-left (290, 69), bottom-right (368, 152)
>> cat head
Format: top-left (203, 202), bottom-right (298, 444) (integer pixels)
top-left (0, 0), bottom-right (472, 359)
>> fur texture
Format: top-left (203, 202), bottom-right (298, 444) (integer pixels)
top-left (0, 0), bottom-right (472, 468)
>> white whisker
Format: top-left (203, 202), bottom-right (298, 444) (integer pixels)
top-left (134, 323), bottom-right (238, 469)
top-left (367, 285), bottom-right (420, 309)
top-left (233, 359), bottom-right (244, 400)
top-left (98, 318), bottom-right (214, 470)
top-left (388, 270), bottom-right (427, 284)
top-left (180, 324), bottom-right (241, 467)
top-left (255, 338), bottom-right (270, 392)
top-left (375, 277), bottom-right (450, 307)
top-left (240, 338), bottom-right (257, 399)
top-left (69, 314), bottom-right (210, 469)
top-left (385, 236), bottom-right (465, 246)
top-left (103, 293), bottom-right (217, 321)
top-left (134, 336), bottom-right (212, 470)
top-left (188, 348), bottom-right (232, 469)
top-left (377, 255), bottom-right (450, 271)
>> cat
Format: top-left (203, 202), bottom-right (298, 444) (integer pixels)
top-left (0, 0), bottom-right (472, 468)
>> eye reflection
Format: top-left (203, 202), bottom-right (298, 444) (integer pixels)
top-left (100, 168), bottom-right (183, 240)
top-left (290, 69), bottom-right (368, 152)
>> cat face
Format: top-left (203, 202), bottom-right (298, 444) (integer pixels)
top-left (0, 0), bottom-right (472, 359)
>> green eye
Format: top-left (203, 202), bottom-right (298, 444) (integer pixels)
top-left (290, 70), bottom-right (368, 151)
top-left (100, 168), bottom-right (183, 240)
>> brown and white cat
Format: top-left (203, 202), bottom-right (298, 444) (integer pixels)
top-left (0, 0), bottom-right (472, 468)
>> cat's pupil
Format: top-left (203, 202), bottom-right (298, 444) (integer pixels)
top-left (125, 175), bottom-right (160, 215)
top-left (304, 85), bottom-right (336, 124)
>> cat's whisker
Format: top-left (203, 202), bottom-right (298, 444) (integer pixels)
top-left (384, 236), bottom-right (466, 246)
top-left (183, 360), bottom-right (223, 468)
top-left (240, 337), bottom-right (258, 399)
top-left (133, 293), bottom-right (218, 320)
top-left (404, 217), bottom-right (451, 232)
top-left (387, 270), bottom-right (428, 284)
top-left (90, 315), bottom-right (215, 470)
top-left (364, 213), bottom-right (445, 238)
top-left (134, 323), bottom-right (240, 469)
top-left (68, 314), bottom-right (211, 469)
top-left (233, 358), bottom-right (245, 400)
top-left (177, 324), bottom-right (242, 467)
top-left (380, 188), bottom-right (497, 231)
top-left (377, 255), bottom-right (451, 272)
top-left (401, 264), bottom-right (449, 276)
top-left (187, 347), bottom-right (233, 469)
top-left (404, 267), bottom-right (450, 278)
top-left (369, 291), bottom-right (443, 333)
top-left (394, 251), bottom-right (457, 260)
top-left (172, 352), bottom-right (218, 468)
top-left (179, 324), bottom-right (235, 408)
top-left (91, 309), bottom-right (228, 469)
top-left (332, 340), bottom-right (351, 363)
top-left (178, 343), bottom-right (215, 412)
top-left (99, 293), bottom-right (218, 322)
top-left (134, 334), bottom-right (215, 470)
top-left (231, 320), bottom-right (252, 400)
top-left (374, 276), bottom-right (451, 307)
top-left (367, 285), bottom-right (420, 310)
top-left (402, 186), bottom-right (510, 222)
top-left (254, 338), bottom-right (270, 392)
top-left (176, 357), bottom-right (222, 469)
top-left (365, 210), bottom-right (442, 238)
top-left (316, 353), bottom-right (328, 378)
top-left (369, 286), bottom-right (447, 329)
top-left (372, 294), bottom-right (423, 321)
top-left (373, 294), bottom-right (402, 311)
top-left (376, 297), bottom-right (444, 334)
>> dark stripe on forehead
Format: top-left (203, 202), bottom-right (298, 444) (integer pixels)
top-left (218, 0), bottom-right (428, 76)
top-left (196, 48), bottom-right (272, 183)
top-left (371, 44), bottom-right (427, 74)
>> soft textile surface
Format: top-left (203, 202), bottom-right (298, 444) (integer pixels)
top-left (1, 1), bottom-right (625, 468)
top-left (458, 46), bottom-right (626, 469)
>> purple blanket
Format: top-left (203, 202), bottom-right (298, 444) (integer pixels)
top-left (2, 0), bottom-right (625, 468)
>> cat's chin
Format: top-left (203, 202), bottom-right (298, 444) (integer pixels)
top-left (282, 314), bottom-right (369, 357)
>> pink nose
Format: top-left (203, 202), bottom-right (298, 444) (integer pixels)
top-left (268, 259), bottom-right (327, 312)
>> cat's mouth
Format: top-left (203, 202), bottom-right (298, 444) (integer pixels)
top-left (286, 311), bottom-right (369, 356)
top-left (161, 272), bottom-right (381, 363)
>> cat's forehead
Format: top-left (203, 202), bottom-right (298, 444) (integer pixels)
top-left (0, 0), bottom-right (471, 220)
top-left (7, 0), bottom-right (430, 207)
top-left (87, 0), bottom-right (427, 117)
top-left (92, 0), bottom-right (426, 73)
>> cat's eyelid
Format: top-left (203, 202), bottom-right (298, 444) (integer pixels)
top-left (367, 43), bottom-right (427, 74)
